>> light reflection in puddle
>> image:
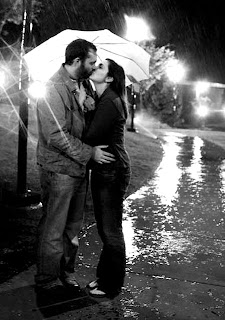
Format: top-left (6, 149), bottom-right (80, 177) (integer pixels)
top-left (153, 134), bottom-right (182, 206)
top-left (186, 136), bottom-right (204, 182)
top-left (219, 160), bottom-right (225, 204)
top-left (123, 132), bottom-right (225, 271)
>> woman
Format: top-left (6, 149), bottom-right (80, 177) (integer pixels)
top-left (83, 59), bottom-right (131, 298)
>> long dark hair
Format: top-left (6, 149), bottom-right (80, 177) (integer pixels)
top-left (106, 58), bottom-right (128, 119)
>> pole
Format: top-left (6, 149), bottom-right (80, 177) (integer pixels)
top-left (127, 84), bottom-right (137, 132)
top-left (17, 0), bottom-right (32, 196)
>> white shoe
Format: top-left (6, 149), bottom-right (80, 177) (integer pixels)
top-left (89, 287), bottom-right (107, 298)
top-left (87, 279), bottom-right (99, 289)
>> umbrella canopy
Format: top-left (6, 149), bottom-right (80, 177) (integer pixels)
top-left (24, 29), bottom-right (150, 86)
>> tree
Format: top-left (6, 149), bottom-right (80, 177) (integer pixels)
top-left (140, 42), bottom-right (182, 126)
top-left (0, 0), bottom-right (42, 51)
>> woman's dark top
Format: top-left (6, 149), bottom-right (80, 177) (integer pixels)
top-left (84, 87), bottom-right (130, 170)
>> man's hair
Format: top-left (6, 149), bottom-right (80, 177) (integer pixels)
top-left (65, 39), bottom-right (97, 65)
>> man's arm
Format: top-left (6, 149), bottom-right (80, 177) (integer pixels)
top-left (37, 84), bottom-right (92, 165)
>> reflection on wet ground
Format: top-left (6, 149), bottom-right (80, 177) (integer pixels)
top-left (2, 131), bottom-right (225, 319)
top-left (123, 132), bottom-right (225, 279)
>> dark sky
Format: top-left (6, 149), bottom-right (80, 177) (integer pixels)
top-left (36, 0), bottom-right (225, 83)
top-left (2, 0), bottom-right (224, 83)
top-left (149, 0), bottom-right (225, 83)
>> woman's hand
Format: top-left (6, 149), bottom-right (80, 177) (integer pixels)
top-left (83, 95), bottom-right (95, 112)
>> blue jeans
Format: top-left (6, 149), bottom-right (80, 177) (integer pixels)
top-left (91, 166), bottom-right (131, 295)
top-left (35, 167), bottom-right (87, 285)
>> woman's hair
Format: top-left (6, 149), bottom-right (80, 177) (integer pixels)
top-left (106, 59), bottom-right (128, 119)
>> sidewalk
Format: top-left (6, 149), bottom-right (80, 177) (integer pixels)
top-left (1, 128), bottom-right (225, 319)
top-left (0, 202), bottom-right (225, 320)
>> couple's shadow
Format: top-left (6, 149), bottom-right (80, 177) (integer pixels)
top-left (35, 285), bottom-right (97, 318)
top-left (0, 283), bottom-right (127, 319)
top-left (0, 284), bottom-right (95, 319)
top-left (0, 282), bottom-right (166, 319)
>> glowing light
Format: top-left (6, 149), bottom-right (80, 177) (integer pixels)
top-left (196, 105), bottom-right (209, 118)
top-left (123, 215), bottom-right (138, 261)
top-left (153, 134), bottom-right (183, 206)
top-left (166, 59), bottom-right (186, 83)
top-left (28, 81), bottom-right (46, 99)
top-left (186, 136), bottom-right (204, 182)
top-left (124, 15), bottom-right (155, 42)
top-left (195, 81), bottom-right (210, 98)
top-left (0, 70), bottom-right (5, 87)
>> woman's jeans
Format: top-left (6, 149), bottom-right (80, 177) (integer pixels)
top-left (35, 167), bottom-right (87, 286)
top-left (91, 166), bottom-right (131, 295)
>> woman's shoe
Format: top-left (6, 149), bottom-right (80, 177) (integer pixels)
top-left (89, 287), bottom-right (107, 298)
top-left (86, 279), bottom-right (99, 289)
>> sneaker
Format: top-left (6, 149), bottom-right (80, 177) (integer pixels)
top-left (86, 279), bottom-right (99, 289)
top-left (89, 287), bottom-right (107, 298)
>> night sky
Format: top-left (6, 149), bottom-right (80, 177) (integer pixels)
top-left (148, 0), bottom-right (225, 83)
top-left (1, 0), bottom-right (225, 83)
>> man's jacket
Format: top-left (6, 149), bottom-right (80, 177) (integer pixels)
top-left (36, 65), bottom-right (92, 177)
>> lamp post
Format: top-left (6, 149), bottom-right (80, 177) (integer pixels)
top-left (17, 0), bottom-right (32, 196)
top-left (127, 84), bottom-right (137, 132)
top-left (16, 0), bottom-right (40, 205)
top-left (124, 15), bottom-right (154, 132)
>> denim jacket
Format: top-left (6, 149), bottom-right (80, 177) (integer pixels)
top-left (36, 65), bottom-right (93, 177)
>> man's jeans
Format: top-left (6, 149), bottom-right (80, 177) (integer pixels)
top-left (35, 167), bottom-right (87, 286)
top-left (91, 166), bottom-right (131, 295)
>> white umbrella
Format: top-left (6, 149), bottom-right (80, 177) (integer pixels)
top-left (24, 29), bottom-right (150, 86)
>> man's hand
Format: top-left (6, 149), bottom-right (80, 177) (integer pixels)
top-left (92, 145), bottom-right (115, 164)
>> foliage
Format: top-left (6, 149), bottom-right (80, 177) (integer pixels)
top-left (139, 42), bottom-right (182, 126)
top-left (143, 42), bottom-right (175, 85)
top-left (0, 0), bottom-right (42, 32)
top-left (141, 77), bottom-right (182, 127)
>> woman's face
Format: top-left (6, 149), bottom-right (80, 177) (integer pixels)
top-left (89, 60), bottom-right (109, 83)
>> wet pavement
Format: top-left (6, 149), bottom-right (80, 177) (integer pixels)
top-left (1, 130), bottom-right (225, 319)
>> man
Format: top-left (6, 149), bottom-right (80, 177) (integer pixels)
top-left (35, 39), bottom-right (114, 294)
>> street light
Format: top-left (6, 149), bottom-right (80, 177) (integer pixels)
top-left (124, 15), bottom-right (154, 43)
top-left (165, 58), bottom-right (186, 84)
top-left (15, 0), bottom-right (40, 205)
top-left (195, 81), bottom-right (210, 99)
top-left (196, 105), bottom-right (209, 118)
top-left (124, 15), bottom-right (154, 132)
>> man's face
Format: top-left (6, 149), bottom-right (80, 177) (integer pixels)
top-left (78, 49), bottom-right (97, 79)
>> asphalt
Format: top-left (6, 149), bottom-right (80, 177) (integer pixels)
top-left (0, 201), bottom-right (224, 320)
top-left (1, 130), bottom-right (225, 319)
